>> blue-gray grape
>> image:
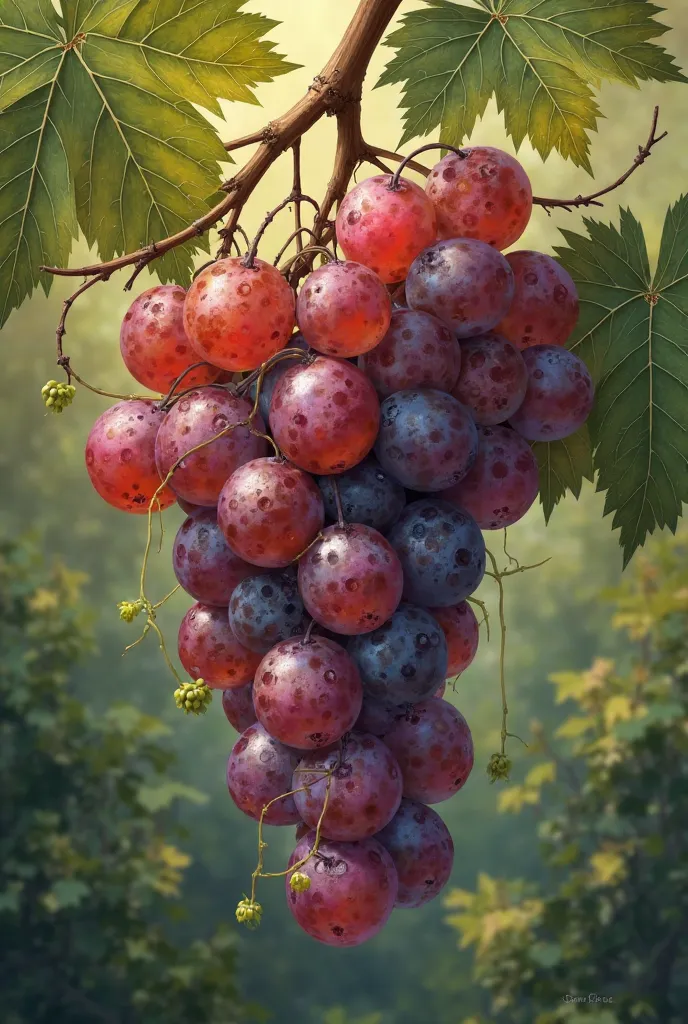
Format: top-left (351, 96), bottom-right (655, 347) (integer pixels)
top-left (228, 570), bottom-right (309, 653)
top-left (317, 456), bottom-right (406, 533)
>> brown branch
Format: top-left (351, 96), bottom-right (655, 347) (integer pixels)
top-left (292, 139), bottom-right (304, 255)
top-left (223, 126), bottom-right (277, 153)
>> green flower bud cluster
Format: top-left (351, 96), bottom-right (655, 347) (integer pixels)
top-left (118, 598), bottom-right (144, 623)
top-left (174, 679), bottom-right (212, 715)
top-left (235, 897), bottom-right (263, 929)
top-left (41, 379), bottom-right (76, 413)
top-left (487, 752), bottom-right (512, 783)
top-left (289, 871), bottom-right (311, 893)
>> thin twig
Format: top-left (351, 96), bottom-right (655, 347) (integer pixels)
top-left (273, 227), bottom-right (319, 267)
top-left (331, 478), bottom-right (345, 528)
top-left (365, 145), bottom-right (432, 177)
top-left (55, 272), bottom-right (110, 378)
top-left (292, 139), bottom-right (304, 255)
top-left (243, 191), bottom-right (320, 268)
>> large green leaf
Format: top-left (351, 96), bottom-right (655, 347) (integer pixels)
top-left (378, 0), bottom-right (684, 171)
top-left (533, 426), bottom-right (594, 522)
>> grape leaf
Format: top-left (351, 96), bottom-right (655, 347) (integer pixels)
top-left (378, 0), bottom-right (684, 171)
top-left (555, 199), bottom-right (688, 565)
top-left (533, 426), bottom-right (594, 522)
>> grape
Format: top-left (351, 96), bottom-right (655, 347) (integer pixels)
top-left (497, 251), bottom-right (579, 350)
top-left (375, 389), bottom-right (478, 492)
top-left (221, 684), bottom-right (257, 732)
top-left (387, 499), bottom-right (486, 607)
top-left (359, 308), bottom-right (462, 397)
top-left (228, 570), bottom-right (309, 653)
top-left (250, 333), bottom-right (309, 425)
top-left (335, 174), bottom-right (437, 284)
top-left (253, 636), bottom-right (363, 749)
top-left (178, 602), bottom-right (261, 688)
top-left (434, 681), bottom-right (446, 699)
top-left (297, 261), bottom-right (392, 357)
top-left (426, 147), bottom-right (532, 250)
top-left (298, 524), bottom-right (403, 636)
top-left (120, 285), bottom-right (219, 394)
top-left (217, 457), bottom-right (324, 568)
top-left (286, 833), bottom-right (397, 946)
top-left (355, 695), bottom-right (401, 738)
top-left (452, 333), bottom-right (528, 425)
top-left (173, 509), bottom-right (253, 605)
top-left (85, 400), bottom-right (176, 514)
top-left (317, 456), bottom-right (406, 534)
top-left (177, 497), bottom-right (203, 516)
top-left (390, 281), bottom-right (408, 308)
top-left (384, 699), bottom-right (474, 803)
top-left (347, 603), bottom-right (448, 704)
top-left (293, 732), bottom-right (402, 840)
top-left (508, 346), bottom-right (594, 442)
top-left (226, 722), bottom-right (301, 825)
top-left (442, 424), bottom-right (539, 529)
top-left (429, 602), bottom-right (479, 677)
top-left (183, 258), bottom-right (295, 371)
top-left (376, 798), bottom-right (454, 908)
top-left (155, 387), bottom-right (267, 506)
top-left (270, 357), bottom-right (380, 475)
top-left (406, 239), bottom-right (514, 339)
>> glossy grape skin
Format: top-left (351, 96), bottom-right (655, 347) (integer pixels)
top-left (178, 603), bottom-right (262, 689)
top-left (85, 400), bottom-right (176, 514)
top-left (384, 699), bottom-right (474, 803)
top-left (429, 602), bottom-right (479, 677)
top-left (317, 456), bottom-right (406, 534)
top-left (253, 636), bottom-right (363, 749)
top-left (298, 524), bottom-right (403, 636)
top-left (293, 732), bottom-right (402, 841)
top-left (442, 424), bottom-right (539, 529)
top-left (497, 251), bottom-right (579, 350)
top-left (348, 603), bottom-right (448, 704)
top-left (177, 497), bottom-right (203, 516)
top-left (509, 346), bottom-right (594, 442)
top-left (221, 684), bottom-right (257, 732)
top-left (286, 833), bottom-right (398, 946)
top-left (227, 722), bottom-right (300, 826)
top-left (388, 499), bottom-right (486, 607)
top-left (376, 798), bottom-right (454, 908)
top-left (359, 308), bottom-right (461, 398)
top-left (217, 458), bottom-right (324, 568)
top-left (155, 387), bottom-right (267, 506)
top-left (452, 333), bottom-right (528, 425)
top-left (375, 389), bottom-right (478, 492)
top-left (173, 510), bottom-right (253, 605)
top-left (355, 696), bottom-right (401, 738)
top-left (335, 174), bottom-right (437, 284)
top-left (250, 333), bottom-right (309, 425)
top-left (406, 239), bottom-right (514, 339)
top-left (120, 285), bottom-right (219, 394)
top-left (183, 258), bottom-right (295, 371)
top-left (297, 261), bottom-right (391, 357)
top-left (228, 570), bottom-right (309, 653)
top-left (426, 147), bottom-right (532, 250)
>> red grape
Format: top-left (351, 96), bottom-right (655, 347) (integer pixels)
top-left (155, 387), bottom-right (267, 506)
top-left (406, 238), bottom-right (514, 338)
top-left (335, 174), bottom-right (437, 284)
top-left (426, 147), bottom-right (532, 249)
top-left (318, 456), bottom-right (406, 534)
top-left (270, 357), bottom-right (380, 474)
top-left (452, 333), bottom-right (528, 425)
top-left (286, 833), bottom-right (397, 946)
top-left (497, 251), bottom-right (579, 350)
top-left (442, 424), bottom-right (539, 529)
top-left (228, 570), bottom-right (309, 653)
top-left (376, 798), bottom-right (454, 908)
top-left (226, 722), bottom-right (301, 826)
top-left (359, 308), bottom-right (461, 397)
top-left (428, 602), bottom-right (479, 677)
top-left (384, 699), bottom-right (474, 803)
top-left (85, 400), bottom-right (176, 514)
top-left (178, 602), bottom-right (261, 689)
top-left (120, 285), bottom-right (219, 394)
top-left (173, 509), bottom-right (253, 605)
top-left (253, 636), bottom-right (363, 749)
top-left (297, 261), bottom-right (392, 357)
top-left (509, 346), bottom-right (594, 442)
top-left (183, 258), bottom-right (295, 371)
top-left (298, 524), bottom-right (403, 636)
top-left (221, 684), bottom-right (257, 732)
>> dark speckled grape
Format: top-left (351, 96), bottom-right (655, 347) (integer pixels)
top-left (347, 603), bottom-right (448, 703)
top-left (359, 308), bottom-right (461, 397)
top-left (228, 570), bottom-right (309, 653)
top-left (221, 684), bottom-right (257, 732)
top-left (355, 695), bottom-right (401, 737)
top-left (226, 722), bottom-right (301, 825)
top-left (173, 510), bottom-right (253, 605)
top-left (178, 603), bottom-right (262, 688)
top-left (452, 332), bottom-right (527, 425)
top-left (376, 798), bottom-right (454, 908)
top-left (429, 602), bottom-right (479, 677)
top-left (384, 699), bottom-right (474, 803)
top-left (317, 456), bottom-right (406, 533)
top-left (387, 499), bottom-right (486, 607)
top-left (508, 345), bottom-right (594, 442)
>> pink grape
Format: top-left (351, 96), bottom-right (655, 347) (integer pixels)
top-left (452, 333), bottom-right (528, 425)
top-left (426, 147), bottom-right (532, 250)
top-left (221, 684), bottom-right (257, 733)
top-left (359, 308), bottom-right (462, 397)
top-left (178, 603), bottom-right (261, 689)
top-left (293, 732), bottom-right (402, 840)
top-left (120, 285), bottom-right (219, 394)
top-left (335, 174), bottom-right (437, 284)
top-left (376, 798), bottom-right (454, 908)
top-left (183, 258), bottom-right (295, 371)
top-left (297, 261), bottom-right (392, 357)
top-left (286, 833), bottom-right (398, 946)
top-left (509, 346), bottom-right (594, 442)
top-left (173, 509), bottom-right (253, 605)
top-left (497, 251), bottom-right (579, 350)
top-left (384, 699), bottom-right (474, 803)
top-left (228, 570), bottom-right (309, 653)
top-left (85, 400), bottom-right (176, 514)
top-left (226, 722), bottom-right (300, 826)
top-left (253, 636), bottom-right (363, 749)
top-left (406, 238), bottom-right (514, 338)
top-left (298, 524), bottom-right (403, 636)
top-left (442, 424), bottom-right (539, 529)
top-left (155, 387), bottom-right (267, 506)
top-left (429, 602), bottom-right (479, 677)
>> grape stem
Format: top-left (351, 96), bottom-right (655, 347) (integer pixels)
top-left (331, 477), bottom-right (346, 528)
top-left (467, 596), bottom-right (490, 641)
top-left (273, 227), bottom-right (319, 267)
top-left (389, 142), bottom-right (466, 189)
top-left (242, 191), bottom-right (321, 269)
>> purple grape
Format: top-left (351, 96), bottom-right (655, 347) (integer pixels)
top-left (384, 699), bottom-right (474, 804)
top-left (251, 333), bottom-right (309, 425)
top-left (178, 603), bottom-right (262, 688)
top-left (173, 510), bottom-right (254, 606)
top-left (376, 798), bottom-right (454, 908)
top-left (509, 345), bottom-right (594, 441)
top-left (228, 570), bottom-right (309, 653)
top-left (359, 308), bottom-right (461, 397)
top-left (355, 695), bottom-right (401, 737)
top-left (452, 332), bottom-right (527, 425)
top-left (226, 722), bottom-right (301, 825)
top-left (317, 456), bottom-right (406, 534)
top-left (221, 685), bottom-right (257, 733)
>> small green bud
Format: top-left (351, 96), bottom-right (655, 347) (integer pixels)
top-left (41, 379), bottom-right (75, 413)
top-left (289, 871), bottom-right (311, 893)
top-left (118, 598), bottom-right (144, 623)
top-left (235, 897), bottom-right (263, 929)
top-left (174, 679), bottom-right (212, 715)
top-left (487, 752), bottom-right (512, 783)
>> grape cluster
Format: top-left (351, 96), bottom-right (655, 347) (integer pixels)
top-left (81, 142), bottom-right (593, 948)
